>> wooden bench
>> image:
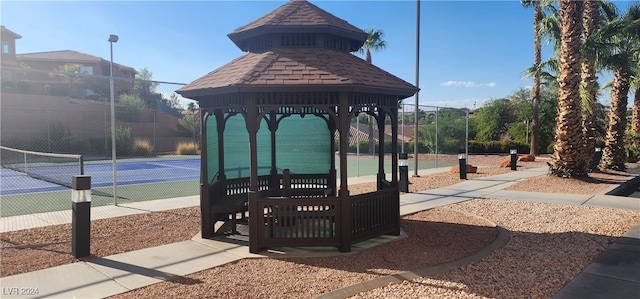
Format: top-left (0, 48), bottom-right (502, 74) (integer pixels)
top-left (212, 193), bottom-right (247, 234)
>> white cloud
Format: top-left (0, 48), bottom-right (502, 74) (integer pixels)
top-left (441, 81), bottom-right (497, 88)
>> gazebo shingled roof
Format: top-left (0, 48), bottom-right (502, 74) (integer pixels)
top-left (227, 0), bottom-right (367, 52)
top-left (177, 48), bottom-right (417, 98)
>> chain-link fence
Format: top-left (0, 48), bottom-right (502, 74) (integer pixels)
top-left (347, 104), bottom-right (469, 155)
top-left (1, 66), bottom-right (200, 216)
top-left (1, 65), bottom-right (473, 216)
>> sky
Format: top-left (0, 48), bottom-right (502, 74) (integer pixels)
top-left (0, 0), bottom-right (630, 109)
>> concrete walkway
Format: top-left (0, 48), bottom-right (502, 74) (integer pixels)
top-left (1, 166), bottom-right (638, 298)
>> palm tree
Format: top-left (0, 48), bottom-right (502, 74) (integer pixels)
top-left (49, 63), bottom-right (87, 97)
top-left (522, 0), bottom-right (552, 156)
top-left (358, 27), bottom-right (387, 155)
top-left (580, 0), bottom-right (601, 171)
top-left (597, 4), bottom-right (640, 170)
top-left (358, 27), bottom-right (387, 64)
top-left (632, 59), bottom-right (640, 136)
top-left (548, 0), bottom-right (586, 177)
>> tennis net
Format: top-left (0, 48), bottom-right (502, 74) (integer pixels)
top-left (0, 146), bottom-right (84, 188)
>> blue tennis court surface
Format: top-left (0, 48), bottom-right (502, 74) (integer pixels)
top-left (1, 158), bottom-right (201, 196)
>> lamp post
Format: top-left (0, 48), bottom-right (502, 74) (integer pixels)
top-left (108, 34), bottom-right (118, 205)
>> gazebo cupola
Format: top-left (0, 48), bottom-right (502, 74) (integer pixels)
top-left (177, 0), bottom-right (418, 253)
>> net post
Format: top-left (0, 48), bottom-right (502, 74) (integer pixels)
top-left (80, 156), bottom-right (84, 175)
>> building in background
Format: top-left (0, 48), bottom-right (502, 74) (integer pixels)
top-left (0, 26), bottom-right (136, 98)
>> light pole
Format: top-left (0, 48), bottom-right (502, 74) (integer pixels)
top-left (108, 34), bottom-right (118, 205)
top-left (413, 0), bottom-right (420, 178)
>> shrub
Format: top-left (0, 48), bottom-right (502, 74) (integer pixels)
top-left (546, 143), bottom-right (555, 154)
top-left (468, 140), bottom-right (530, 154)
top-left (58, 136), bottom-right (90, 154)
top-left (176, 141), bottom-right (198, 155)
top-left (117, 94), bottom-right (145, 122)
top-left (85, 93), bottom-right (101, 101)
top-left (131, 138), bottom-right (154, 156)
top-left (106, 126), bottom-right (132, 156)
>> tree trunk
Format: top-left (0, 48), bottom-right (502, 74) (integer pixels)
top-left (600, 68), bottom-right (631, 170)
top-left (631, 87), bottom-right (640, 136)
top-left (581, 0), bottom-right (600, 171)
top-left (530, 1), bottom-right (541, 156)
top-left (549, 0), bottom-right (586, 178)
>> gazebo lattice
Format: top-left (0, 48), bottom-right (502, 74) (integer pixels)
top-left (177, 0), bottom-right (418, 253)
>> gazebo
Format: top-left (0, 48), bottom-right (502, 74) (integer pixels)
top-left (177, 0), bottom-right (418, 253)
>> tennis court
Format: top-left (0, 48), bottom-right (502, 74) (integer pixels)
top-left (1, 157), bottom-right (200, 196)
top-left (0, 155), bottom-right (450, 217)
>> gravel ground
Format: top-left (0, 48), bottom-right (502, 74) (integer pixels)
top-left (2, 155), bottom-right (639, 299)
top-left (352, 199), bottom-right (639, 299)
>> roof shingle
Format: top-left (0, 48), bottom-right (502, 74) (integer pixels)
top-left (177, 48), bottom-right (417, 98)
top-left (228, 0), bottom-right (367, 51)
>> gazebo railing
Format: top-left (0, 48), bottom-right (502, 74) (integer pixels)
top-left (254, 197), bottom-right (342, 249)
top-left (350, 188), bottom-right (398, 244)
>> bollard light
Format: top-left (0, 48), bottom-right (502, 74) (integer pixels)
top-left (592, 147), bottom-right (603, 169)
top-left (72, 176), bottom-right (92, 203)
top-left (72, 175), bottom-right (91, 258)
top-left (509, 147), bottom-right (517, 171)
top-left (399, 153), bottom-right (408, 167)
top-left (399, 153), bottom-right (409, 192)
top-left (458, 150), bottom-right (467, 180)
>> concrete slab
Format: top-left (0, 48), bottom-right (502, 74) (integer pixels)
top-left (91, 206), bottom-right (148, 220)
top-left (583, 248), bottom-right (640, 282)
top-left (86, 240), bottom-right (242, 290)
top-left (617, 224), bottom-right (640, 246)
top-left (0, 262), bottom-right (129, 299)
top-left (118, 195), bottom-right (199, 212)
top-left (32, 210), bottom-right (72, 226)
top-left (552, 272), bottom-right (640, 299)
top-left (0, 215), bottom-right (53, 233)
top-left (194, 235), bottom-right (265, 259)
top-left (584, 195), bottom-right (640, 211)
top-left (489, 190), bottom-right (591, 206)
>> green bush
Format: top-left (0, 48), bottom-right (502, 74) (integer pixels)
top-left (47, 85), bottom-right (68, 96)
top-left (468, 140), bottom-right (530, 154)
top-left (88, 137), bottom-right (107, 154)
top-left (546, 143), bottom-right (555, 154)
top-left (117, 94), bottom-right (145, 122)
top-left (85, 94), bottom-right (101, 101)
top-left (1, 80), bottom-right (32, 93)
top-left (176, 141), bottom-right (198, 155)
top-left (58, 136), bottom-right (90, 154)
top-left (106, 126), bottom-right (132, 156)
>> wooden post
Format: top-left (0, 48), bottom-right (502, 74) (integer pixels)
top-left (338, 93), bottom-right (351, 252)
top-left (200, 111), bottom-right (212, 238)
